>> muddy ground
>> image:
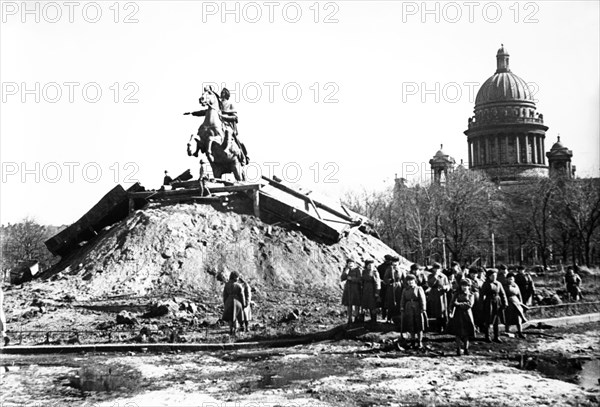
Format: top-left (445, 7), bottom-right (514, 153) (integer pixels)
top-left (1, 322), bottom-right (598, 407)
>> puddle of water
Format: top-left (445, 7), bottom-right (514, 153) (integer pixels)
top-left (68, 363), bottom-right (142, 393)
top-left (525, 355), bottom-right (600, 389)
top-left (579, 359), bottom-right (600, 390)
top-left (252, 356), bottom-right (353, 389)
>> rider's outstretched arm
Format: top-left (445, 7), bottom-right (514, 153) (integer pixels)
top-left (183, 110), bottom-right (207, 116)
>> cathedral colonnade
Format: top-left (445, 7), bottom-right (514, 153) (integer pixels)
top-left (467, 133), bottom-right (546, 167)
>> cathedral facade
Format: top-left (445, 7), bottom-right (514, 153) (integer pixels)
top-left (427, 45), bottom-right (575, 185)
top-left (464, 45), bottom-right (553, 183)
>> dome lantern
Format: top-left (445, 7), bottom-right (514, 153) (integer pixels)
top-left (496, 44), bottom-right (510, 73)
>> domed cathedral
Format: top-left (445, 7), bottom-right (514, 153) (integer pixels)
top-left (464, 45), bottom-right (550, 184)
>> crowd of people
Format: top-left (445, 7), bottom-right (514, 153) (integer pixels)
top-left (340, 256), bottom-right (539, 355)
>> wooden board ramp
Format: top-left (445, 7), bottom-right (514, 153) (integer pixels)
top-left (256, 176), bottom-right (366, 243)
top-left (44, 183), bottom-right (145, 257)
top-left (45, 175), bottom-right (370, 258)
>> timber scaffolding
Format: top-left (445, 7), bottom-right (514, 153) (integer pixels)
top-left (44, 174), bottom-right (373, 259)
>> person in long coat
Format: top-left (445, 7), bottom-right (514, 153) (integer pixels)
top-left (448, 279), bottom-right (476, 355)
top-left (239, 276), bottom-right (252, 332)
top-left (480, 268), bottom-right (507, 343)
top-left (341, 258), bottom-right (362, 324)
top-left (361, 260), bottom-right (381, 323)
top-left (377, 255), bottom-right (395, 321)
top-left (222, 271), bottom-right (246, 336)
top-left (467, 267), bottom-right (484, 332)
top-left (564, 267), bottom-right (583, 301)
top-left (504, 273), bottom-right (527, 338)
top-left (400, 274), bottom-right (427, 349)
top-left (496, 265), bottom-right (509, 291)
top-left (384, 260), bottom-right (404, 324)
top-left (514, 266), bottom-right (535, 305)
top-left (426, 262), bottom-right (450, 333)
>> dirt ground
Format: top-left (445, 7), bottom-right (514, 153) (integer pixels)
top-left (1, 322), bottom-right (598, 407)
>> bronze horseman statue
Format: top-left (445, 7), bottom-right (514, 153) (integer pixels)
top-left (184, 85), bottom-right (249, 181)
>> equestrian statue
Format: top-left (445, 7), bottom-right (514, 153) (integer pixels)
top-left (184, 85), bottom-right (249, 181)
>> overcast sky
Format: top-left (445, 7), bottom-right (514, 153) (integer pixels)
top-left (1, 0), bottom-right (599, 226)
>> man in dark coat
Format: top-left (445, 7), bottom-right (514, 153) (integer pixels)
top-left (514, 266), bottom-right (535, 305)
top-left (377, 255), bottom-right (395, 321)
top-left (564, 266), bottom-right (583, 301)
top-left (480, 268), bottom-right (508, 343)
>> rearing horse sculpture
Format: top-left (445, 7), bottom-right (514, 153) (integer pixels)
top-left (184, 87), bottom-right (246, 181)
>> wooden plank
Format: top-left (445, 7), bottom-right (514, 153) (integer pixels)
top-left (258, 192), bottom-right (341, 242)
top-left (261, 176), bottom-right (357, 224)
top-left (253, 189), bottom-right (261, 218)
top-left (129, 184), bottom-right (262, 199)
top-left (148, 196), bottom-right (228, 204)
top-left (45, 185), bottom-right (130, 256)
top-left (308, 198), bottom-right (322, 220)
top-left (170, 180), bottom-right (201, 189)
top-left (209, 184), bottom-right (262, 193)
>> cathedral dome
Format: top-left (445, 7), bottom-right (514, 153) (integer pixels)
top-left (474, 45), bottom-right (535, 108)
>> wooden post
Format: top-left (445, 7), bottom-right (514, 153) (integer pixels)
top-left (491, 232), bottom-right (496, 268)
top-left (253, 189), bottom-right (260, 218)
top-left (442, 237), bottom-right (447, 269)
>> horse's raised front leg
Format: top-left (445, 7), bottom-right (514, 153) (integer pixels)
top-left (206, 139), bottom-right (215, 162)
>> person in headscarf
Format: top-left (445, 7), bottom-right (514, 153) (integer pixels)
top-left (448, 279), bottom-right (476, 355)
top-left (361, 259), bottom-right (381, 323)
top-left (222, 271), bottom-right (246, 336)
top-left (400, 274), bottom-right (427, 349)
top-left (341, 258), bottom-right (362, 324)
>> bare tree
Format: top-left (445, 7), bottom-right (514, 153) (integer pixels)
top-left (1, 217), bottom-right (57, 273)
top-left (430, 170), bottom-right (499, 264)
top-left (559, 178), bottom-right (600, 267)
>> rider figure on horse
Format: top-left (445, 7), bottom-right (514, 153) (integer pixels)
top-left (184, 85), bottom-right (248, 164)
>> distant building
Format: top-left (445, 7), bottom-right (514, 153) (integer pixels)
top-left (421, 45), bottom-right (581, 187)
top-left (464, 45), bottom-right (551, 184)
top-left (429, 145), bottom-right (455, 184)
top-left (546, 136), bottom-right (576, 178)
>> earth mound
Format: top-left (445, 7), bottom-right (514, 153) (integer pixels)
top-left (4, 201), bottom-right (408, 341)
top-left (50, 202), bottom-right (407, 299)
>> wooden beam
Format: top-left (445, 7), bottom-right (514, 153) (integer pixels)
top-left (208, 184), bottom-right (263, 193)
top-left (253, 189), bottom-right (260, 218)
top-left (148, 196), bottom-right (227, 204)
top-left (261, 176), bottom-right (357, 223)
